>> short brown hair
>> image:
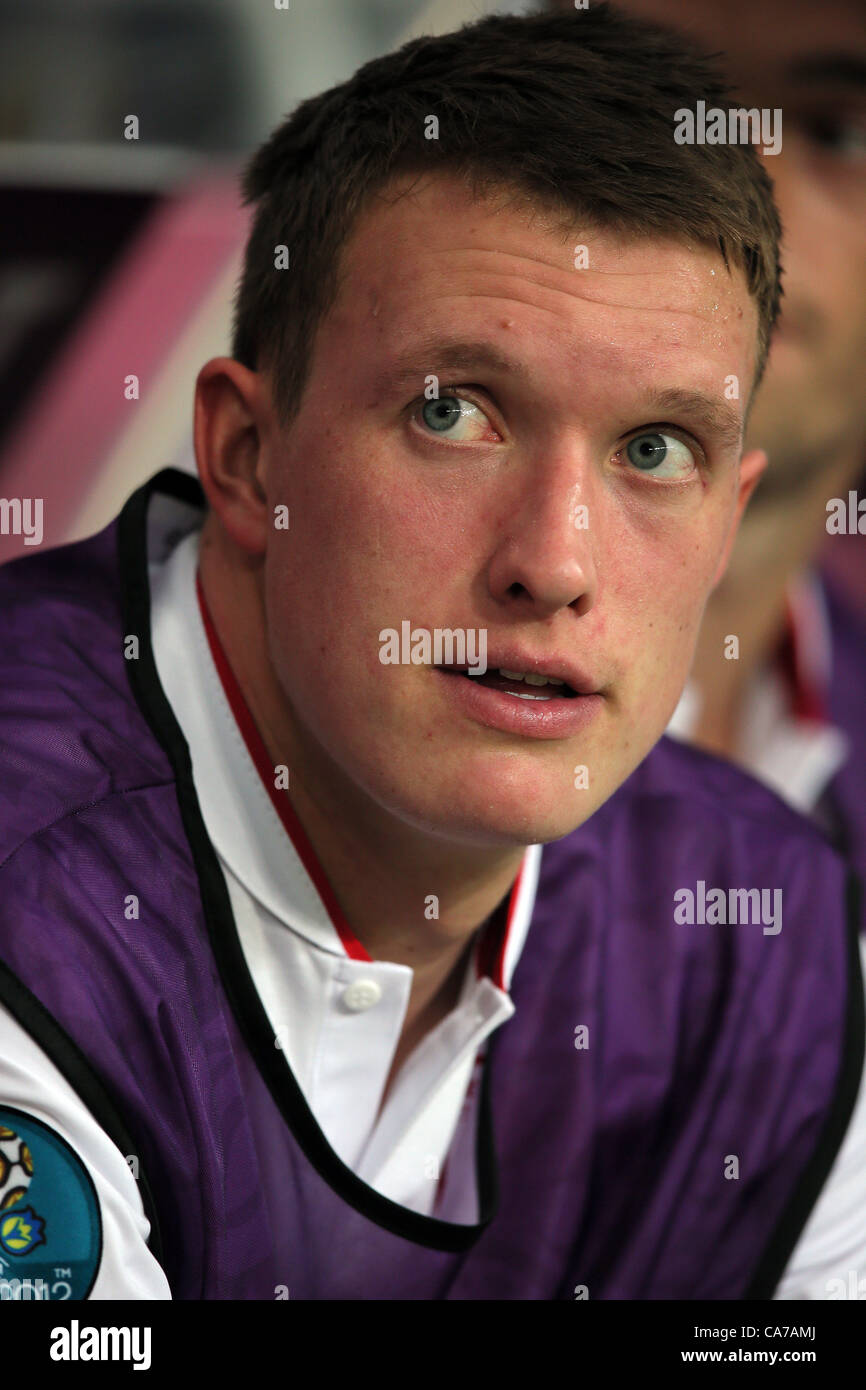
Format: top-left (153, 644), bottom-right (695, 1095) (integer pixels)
top-left (232, 4), bottom-right (782, 428)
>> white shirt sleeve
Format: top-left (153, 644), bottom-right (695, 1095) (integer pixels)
top-left (0, 1002), bottom-right (171, 1300)
top-left (773, 936), bottom-right (866, 1301)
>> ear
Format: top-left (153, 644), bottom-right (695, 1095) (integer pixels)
top-left (194, 357), bottom-right (273, 555)
top-left (711, 447), bottom-right (767, 587)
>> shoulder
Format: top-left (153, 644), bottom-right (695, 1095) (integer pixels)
top-left (578, 732), bottom-right (851, 869)
top-left (0, 521), bottom-right (204, 1035)
top-left (539, 735), bottom-right (862, 959)
top-left (774, 939), bottom-right (866, 1300)
top-left (0, 523), bottom-right (175, 867)
top-left (821, 564), bottom-right (866, 649)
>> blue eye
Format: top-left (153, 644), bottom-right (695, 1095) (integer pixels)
top-left (422, 397), bottom-right (464, 432)
top-left (419, 395), bottom-right (492, 442)
top-left (624, 432), bottom-right (696, 479)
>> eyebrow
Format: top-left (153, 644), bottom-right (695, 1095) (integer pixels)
top-left (378, 340), bottom-right (744, 451)
top-left (376, 338), bottom-right (532, 393)
top-left (787, 54), bottom-right (866, 88)
top-left (642, 388), bottom-right (744, 453)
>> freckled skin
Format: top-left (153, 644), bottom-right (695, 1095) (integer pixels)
top-left (201, 175), bottom-right (765, 850)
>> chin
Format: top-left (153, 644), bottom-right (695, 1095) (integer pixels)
top-left (378, 764), bottom-right (607, 849)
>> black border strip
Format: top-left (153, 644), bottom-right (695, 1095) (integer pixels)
top-left (117, 467), bottom-right (498, 1254)
top-left (0, 958), bottom-right (164, 1272)
top-left (743, 868), bottom-right (866, 1299)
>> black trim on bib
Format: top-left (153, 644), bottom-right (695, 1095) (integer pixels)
top-left (744, 869), bottom-right (866, 1300)
top-left (117, 468), bottom-right (500, 1254)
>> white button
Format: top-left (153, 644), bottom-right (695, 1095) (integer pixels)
top-left (342, 979), bottom-right (382, 1012)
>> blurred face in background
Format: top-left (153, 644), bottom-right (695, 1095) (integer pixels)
top-left (566, 0), bottom-right (866, 502)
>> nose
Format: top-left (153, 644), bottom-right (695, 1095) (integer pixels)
top-left (486, 450), bottom-right (599, 619)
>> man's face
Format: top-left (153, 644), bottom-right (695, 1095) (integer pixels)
top-left (605, 0), bottom-right (866, 497)
top-left (257, 176), bottom-right (762, 846)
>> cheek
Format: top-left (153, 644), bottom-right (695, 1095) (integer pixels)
top-left (609, 518), bottom-right (718, 708)
top-left (275, 417), bottom-right (466, 560)
top-left (263, 436), bottom-right (465, 705)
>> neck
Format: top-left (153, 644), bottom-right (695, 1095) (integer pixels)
top-left (690, 447), bottom-right (859, 757)
top-left (197, 518), bottom-right (525, 1040)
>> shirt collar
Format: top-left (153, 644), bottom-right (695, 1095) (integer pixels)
top-left (777, 571), bottom-right (833, 723)
top-left (149, 509), bottom-right (539, 989)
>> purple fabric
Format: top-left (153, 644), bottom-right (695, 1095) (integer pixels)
top-left (823, 571), bottom-right (866, 891)
top-left (0, 472), bottom-right (860, 1300)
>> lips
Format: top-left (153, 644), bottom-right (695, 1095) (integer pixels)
top-left (434, 664), bottom-right (604, 739)
top-left (438, 668), bottom-right (578, 699)
top-left (434, 653), bottom-right (599, 698)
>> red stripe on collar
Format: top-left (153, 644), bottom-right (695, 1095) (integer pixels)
top-left (778, 581), bottom-right (830, 725)
top-left (475, 857), bottom-right (526, 991)
top-left (194, 569), bottom-right (372, 962)
top-left (195, 568), bottom-right (524, 985)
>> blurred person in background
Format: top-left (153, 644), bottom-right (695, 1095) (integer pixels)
top-left (548, 0), bottom-right (866, 880)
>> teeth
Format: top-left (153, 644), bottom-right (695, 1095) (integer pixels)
top-left (498, 669), bottom-right (565, 687)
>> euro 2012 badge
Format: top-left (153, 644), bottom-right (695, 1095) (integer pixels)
top-left (0, 1108), bottom-right (102, 1299)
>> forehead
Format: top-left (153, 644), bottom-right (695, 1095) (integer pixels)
top-left (320, 174), bottom-right (757, 399)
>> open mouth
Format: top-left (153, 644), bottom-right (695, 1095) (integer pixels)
top-left (435, 667), bottom-right (579, 700)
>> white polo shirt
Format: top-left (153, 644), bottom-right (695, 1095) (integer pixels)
top-left (149, 526), bottom-right (541, 1221)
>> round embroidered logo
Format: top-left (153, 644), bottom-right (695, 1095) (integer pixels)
top-left (0, 1107), bottom-right (101, 1299)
